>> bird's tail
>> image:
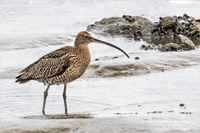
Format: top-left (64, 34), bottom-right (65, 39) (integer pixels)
top-left (15, 74), bottom-right (31, 84)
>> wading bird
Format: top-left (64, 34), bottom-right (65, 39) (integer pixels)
top-left (16, 31), bottom-right (129, 115)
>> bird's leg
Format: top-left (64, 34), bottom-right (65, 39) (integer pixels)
top-left (42, 85), bottom-right (50, 115)
top-left (63, 84), bottom-right (68, 115)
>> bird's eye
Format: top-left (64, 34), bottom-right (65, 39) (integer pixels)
top-left (85, 36), bottom-right (88, 39)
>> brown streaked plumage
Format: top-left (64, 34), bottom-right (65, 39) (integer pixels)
top-left (16, 31), bottom-right (129, 115)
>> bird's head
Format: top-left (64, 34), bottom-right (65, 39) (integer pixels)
top-left (75, 31), bottom-right (94, 45)
top-left (74, 31), bottom-right (130, 58)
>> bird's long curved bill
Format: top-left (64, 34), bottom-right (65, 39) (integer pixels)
top-left (93, 38), bottom-right (130, 58)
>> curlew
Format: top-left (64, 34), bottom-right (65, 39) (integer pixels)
top-left (16, 31), bottom-right (129, 115)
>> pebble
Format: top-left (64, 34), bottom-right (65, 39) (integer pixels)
top-left (113, 56), bottom-right (118, 59)
top-left (141, 45), bottom-right (146, 49)
top-left (135, 57), bottom-right (140, 60)
top-left (146, 67), bottom-right (150, 70)
top-left (179, 103), bottom-right (185, 107)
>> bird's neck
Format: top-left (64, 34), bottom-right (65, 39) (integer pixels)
top-left (74, 44), bottom-right (91, 61)
top-left (74, 44), bottom-right (89, 52)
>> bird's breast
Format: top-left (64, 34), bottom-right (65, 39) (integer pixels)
top-left (64, 48), bottom-right (91, 83)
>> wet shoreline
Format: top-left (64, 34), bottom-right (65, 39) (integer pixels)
top-left (1, 0), bottom-right (200, 132)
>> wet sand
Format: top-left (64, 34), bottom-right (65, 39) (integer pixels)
top-left (1, 99), bottom-right (200, 133)
top-left (1, 65), bottom-right (200, 133)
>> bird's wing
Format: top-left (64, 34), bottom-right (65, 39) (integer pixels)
top-left (18, 56), bottom-right (71, 80)
top-left (42, 46), bottom-right (74, 59)
top-left (19, 46), bottom-right (74, 74)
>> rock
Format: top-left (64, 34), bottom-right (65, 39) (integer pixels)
top-left (158, 34), bottom-right (195, 51)
top-left (145, 66), bottom-right (150, 70)
top-left (179, 103), bottom-right (185, 107)
top-left (135, 57), bottom-right (140, 60)
top-left (87, 15), bottom-right (200, 46)
top-left (140, 44), bottom-right (155, 51)
top-left (151, 16), bottom-right (184, 45)
top-left (87, 15), bottom-right (155, 43)
top-left (164, 43), bottom-right (182, 51)
top-left (123, 15), bottom-right (135, 22)
top-left (177, 35), bottom-right (195, 50)
top-left (160, 17), bottom-right (177, 30)
top-left (183, 13), bottom-right (190, 19)
top-left (151, 16), bottom-right (200, 46)
top-left (141, 45), bottom-right (146, 49)
top-left (187, 17), bottom-right (196, 21)
top-left (196, 19), bottom-right (200, 22)
top-left (133, 30), bottom-right (142, 41)
top-left (185, 22), bottom-right (200, 45)
top-left (157, 44), bottom-right (165, 51)
top-left (113, 56), bottom-right (119, 59)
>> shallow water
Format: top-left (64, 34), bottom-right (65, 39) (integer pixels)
top-left (0, 0), bottom-right (200, 50)
top-left (0, 0), bottom-right (200, 132)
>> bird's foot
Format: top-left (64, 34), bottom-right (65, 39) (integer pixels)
top-left (65, 110), bottom-right (68, 116)
top-left (42, 111), bottom-right (46, 115)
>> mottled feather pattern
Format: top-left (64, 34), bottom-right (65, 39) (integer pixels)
top-left (19, 46), bottom-right (74, 74)
top-left (16, 45), bottom-right (91, 85)
top-left (44, 46), bottom-right (91, 85)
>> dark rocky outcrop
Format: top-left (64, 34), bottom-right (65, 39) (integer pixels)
top-left (151, 17), bottom-right (181, 45)
top-left (87, 15), bottom-right (200, 50)
top-left (151, 16), bottom-right (200, 46)
top-left (87, 16), bottom-right (155, 43)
